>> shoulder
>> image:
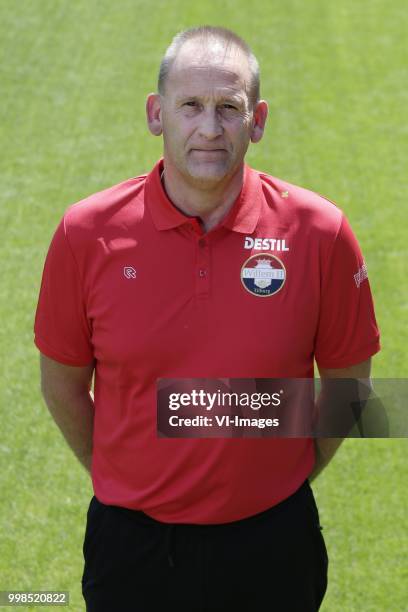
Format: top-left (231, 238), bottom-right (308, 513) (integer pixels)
top-left (62, 173), bottom-right (148, 238)
top-left (256, 169), bottom-right (345, 240)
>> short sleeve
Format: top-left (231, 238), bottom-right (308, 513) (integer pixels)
top-left (34, 217), bottom-right (94, 366)
top-left (314, 214), bottom-right (380, 369)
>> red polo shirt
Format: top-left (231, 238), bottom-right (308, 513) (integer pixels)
top-left (34, 159), bottom-right (380, 523)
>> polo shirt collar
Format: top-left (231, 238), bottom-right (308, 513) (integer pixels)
top-left (145, 158), bottom-right (262, 234)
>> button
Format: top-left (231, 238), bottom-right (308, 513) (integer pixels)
top-left (199, 269), bottom-right (207, 277)
top-left (198, 239), bottom-right (207, 248)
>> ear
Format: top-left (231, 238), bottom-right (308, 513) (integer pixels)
top-left (146, 93), bottom-right (163, 136)
top-left (250, 100), bottom-right (268, 144)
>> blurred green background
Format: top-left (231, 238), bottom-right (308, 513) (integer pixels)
top-left (0, 1), bottom-right (406, 610)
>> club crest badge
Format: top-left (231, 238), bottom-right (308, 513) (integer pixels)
top-left (241, 253), bottom-right (286, 297)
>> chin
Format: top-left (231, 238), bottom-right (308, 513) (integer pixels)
top-left (187, 162), bottom-right (230, 183)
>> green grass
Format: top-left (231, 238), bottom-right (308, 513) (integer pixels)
top-left (0, 1), bottom-right (406, 610)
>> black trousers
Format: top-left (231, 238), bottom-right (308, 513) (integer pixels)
top-left (82, 480), bottom-right (328, 611)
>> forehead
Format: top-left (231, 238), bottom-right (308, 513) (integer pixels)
top-left (166, 39), bottom-right (251, 99)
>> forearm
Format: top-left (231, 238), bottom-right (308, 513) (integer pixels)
top-left (42, 388), bottom-right (95, 473)
top-left (309, 437), bottom-right (344, 482)
top-left (311, 358), bottom-right (373, 482)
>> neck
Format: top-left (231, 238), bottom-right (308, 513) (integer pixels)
top-left (161, 162), bottom-right (245, 232)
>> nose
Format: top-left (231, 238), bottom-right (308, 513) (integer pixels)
top-left (197, 108), bottom-right (223, 140)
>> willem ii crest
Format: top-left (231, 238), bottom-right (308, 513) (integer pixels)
top-left (241, 253), bottom-right (286, 297)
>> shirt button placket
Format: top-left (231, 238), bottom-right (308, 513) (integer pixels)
top-left (196, 238), bottom-right (210, 297)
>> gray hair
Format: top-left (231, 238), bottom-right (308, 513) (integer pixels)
top-left (158, 26), bottom-right (260, 107)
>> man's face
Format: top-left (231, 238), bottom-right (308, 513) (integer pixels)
top-left (157, 41), bottom-right (258, 186)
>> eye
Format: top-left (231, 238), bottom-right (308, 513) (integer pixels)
top-left (184, 101), bottom-right (198, 107)
top-left (221, 103), bottom-right (238, 110)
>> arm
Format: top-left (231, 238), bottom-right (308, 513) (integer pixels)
top-left (309, 357), bottom-right (372, 482)
top-left (40, 353), bottom-right (95, 473)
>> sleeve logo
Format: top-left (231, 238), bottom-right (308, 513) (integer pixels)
top-left (354, 262), bottom-right (368, 288)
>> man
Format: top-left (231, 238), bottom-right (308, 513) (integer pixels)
top-left (34, 26), bottom-right (380, 611)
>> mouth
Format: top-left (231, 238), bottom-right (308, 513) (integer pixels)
top-left (190, 148), bottom-right (227, 154)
